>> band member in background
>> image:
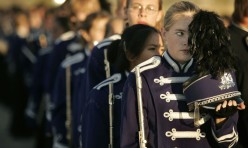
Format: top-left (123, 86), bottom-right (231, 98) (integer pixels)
top-left (228, 0), bottom-right (248, 147)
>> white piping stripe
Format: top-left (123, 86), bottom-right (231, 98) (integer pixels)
top-left (164, 109), bottom-right (194, 121)
top-left (184, 58), bottom-right (194, 73)
top-left (160, 91), bottom-right (185, 102)
top-left (165, 128), bottom-right (206, 141)
top-left (211, 127), bottom-right (238, 148)
top-left (94, 73), bottom-right (121, 90)
top-left (163, 52), bottom-right (180, 73)
top-left (154, 76), bottom-right (190, 86)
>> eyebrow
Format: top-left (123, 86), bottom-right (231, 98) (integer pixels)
top-left (175, 29), bottom-right (186, 32)
top-left (147, 44), bottom-right (162, 47)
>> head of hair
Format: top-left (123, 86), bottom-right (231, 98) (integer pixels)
top-left (126, 0), bottom-right (163, 10)
top-left (81, 11), bottom-right (110, 33)
top-left (164, 1), bottom-right (200, 31)
top-left (54, 16), bottom-right (71, 32)
top-left (107, 24), bottom-right (161, 72)
top-left (232, 0), bottom-right (248, 23)
top-left (188, 10), bottom-right (236, 78)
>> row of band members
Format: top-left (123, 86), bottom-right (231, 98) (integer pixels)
top-left (2, 0), bottom-right (248, 148)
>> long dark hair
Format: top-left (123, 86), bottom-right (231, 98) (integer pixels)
top-left (232, 0), bottom-right (248, 23)
top-left (188, 10), bottom-right (236, 78)
top-left (107, 24), bottom-right (161, 72)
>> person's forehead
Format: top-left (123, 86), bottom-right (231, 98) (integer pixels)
top-left (146, 33), bottom-right (162, 44)
top-left (129, 0), bottom-right (159, 6)
top-left (170, 15), bottom-right (193, 30)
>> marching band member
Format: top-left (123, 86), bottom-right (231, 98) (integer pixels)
top-left (82, 24), bottom-right (164, 148)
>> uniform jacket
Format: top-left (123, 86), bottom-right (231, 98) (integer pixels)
top-left (229, 23), bottom-right (248, 147)
top-left (82, 72), bottom-right (128, 148)
top-left (120, 52), bottom-right (239, 148)
top-left (51, 51), bottom-right (89, 148)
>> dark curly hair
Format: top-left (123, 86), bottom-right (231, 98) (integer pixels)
top-left (188, 10), bottom-right (237, 78)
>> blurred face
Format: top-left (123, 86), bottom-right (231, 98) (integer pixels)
top-left (130, 33), bottom-right (163, 69)
top-left (125, 0), bottom-right (162, 27)
top-left (51, 20), bottom-right (64, 41)
top-left (164, 13), bottom-right (194, 64)
top-left (88, 18), bottom-right (109, 47)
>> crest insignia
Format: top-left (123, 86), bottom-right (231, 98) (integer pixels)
top-left (219, 73), bottom-right (235, 90)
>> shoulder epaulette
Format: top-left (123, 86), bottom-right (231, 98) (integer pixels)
top-left (59, 31), bottom-right (75, 42)
top-left (61, 52), bottom-right (84, 68)
top-left (96, 34), bottom-right (121, 49)
top-left (55, 31), bottom-right (75, 44)
top-left (67, 42), bottom-right (83, 52)
top-left (93, 73), bottom-right (122, 90)
top-left (39, 46), bottom-right (53, 56)
top-left (131, 56), bottom-right (161, 73)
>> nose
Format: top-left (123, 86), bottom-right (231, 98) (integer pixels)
top-left (138, 8), bottom-right (147, 17)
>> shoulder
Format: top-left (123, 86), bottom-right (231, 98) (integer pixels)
top-left (93, 73), bottom-right (122, 90)
top-left (61, 52), bottom-right (85, 68)
top-left (96, 34), bottom-right (121, 49)
top-left (55, 31), bottom-right (76, 44)
top-left (131, 56), bottom-right (162, 73)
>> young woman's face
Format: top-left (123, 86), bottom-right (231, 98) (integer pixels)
top-left (164, 13), bottom-right (194, 64)
top-left (125, 0), bottom-right (162, 27)
top-left (130, 33), bottom-right (163, 68)
top-left (88, 17), bottom-right (109, 46)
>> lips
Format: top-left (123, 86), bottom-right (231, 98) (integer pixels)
top-left (137, 21), bottom-right (148, 25)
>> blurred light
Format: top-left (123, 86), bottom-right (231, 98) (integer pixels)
top-left (53, 0), bottom-right (66, 5)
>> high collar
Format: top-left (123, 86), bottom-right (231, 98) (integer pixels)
top-left (231, 21), bottom-right (248, 33)
top-left (163, 51), bottom-right (193, 73)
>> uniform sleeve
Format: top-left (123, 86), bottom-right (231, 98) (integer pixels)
top-left (85, 46), bottom-right (106, 91)
top-left (211, 112), bottom-right (239, 148)
top-left (51, 66), bottom-right (68, 148)
top-left (82, 90), bottom-right (109, 148)
top-left (25, 54), bottom-right (47, 127)
top-left (120, 74), bottom-right (140, 148)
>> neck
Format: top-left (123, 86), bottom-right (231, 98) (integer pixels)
top-left (239, 17), bottom-right (248, 29)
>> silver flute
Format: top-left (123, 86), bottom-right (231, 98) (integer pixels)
top-left (135, 66), bottom-right (147, 148)
top-left (104, 48), bottom-right (114, 148)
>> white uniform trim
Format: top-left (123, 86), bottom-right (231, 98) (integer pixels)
top-left (61, 53), bottom-right (84, 68)
top-left (163, 109), bottom-right (211, 123)
top-left (154, 76), bottom-right (190, 86)
top-left (53, 142), bottom-right (69, 148)
top-left (164, 109), bottom-right (194, 121)
top-left (114, 92), bottom-right (123, 100)
top-left (67, 42), bottom-right (83, 52)
top-left (184, 58), bottom-right (194, 73)
top-left (73, 68), bottom-right (86, 76)
top-left (96, 34), bottom-right (121, 49)
top-left (131, 56), bottom-right (161, 73)
top-left (211, 127), bottom-right (238, 148)
top-left (55, 31), bottom-right (75, 45)
top-left (160, 91), bottom-right (185, 102)
top-left (163, 51), bottom-right (194, 73)
top-left (163, 52), bottom-right (180, 73)
top-left (39, 46), bottom-right (53, 56)
top-left (94, 73), bottom-right (122, 90)
top-left (165, 128), bottom-right (206, 141)
top-left (22, 46), bottom-right (37, 63)
top-left (53, 133), bottom-right (69, 148)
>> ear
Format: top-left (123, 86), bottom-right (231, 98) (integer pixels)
top-left (123, 7), bottom-right (129, 26)
top-left (161, 28), bottom-right (167, 45)
top-left (125, 50), bottom-right (135, 62)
